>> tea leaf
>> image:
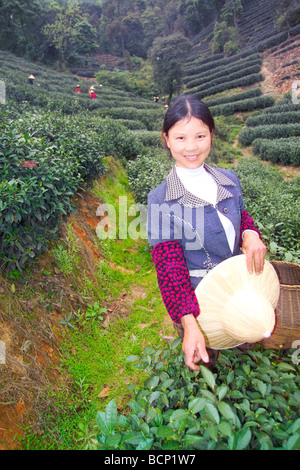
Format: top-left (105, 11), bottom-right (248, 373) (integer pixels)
top-left (126, 355), bottom-right (140, 362)
top-left (277, 362), bottom-right (295, 372)
top-left (171, 337), bottom-right (182, 349)
top-left (170, 409), bottom-right (190, 422)
top-left (96, 411), bottom-right (109, 436)
top-left (205, 403), bottom-right (220, 424)
top-left (148, 390), bottom-right (161, 404)
top-left (284, 434), bottom-right (300, 450)
top-left (182, 434), bottom-right (203, 446)
top-left (200, 365), bottom-right (216, 391)
top-left (105, 399), bottom-right (118, 433)
top-left (117, 414), bottom-right (130, 429)
top-left (144, 375), bottom-right (160, 389)
top-left (156, 425), bottom-right (174, 438)
top-left (188, 397), bottom-right (206, 415)
top-left (106, 433), bottom-right (121, 448)
top-left (216, 384), bottom-right (229, 401)
top-left (136, 438), bottom-right (154, 450)
top-left (252, 378), bottom-right (267, 397)
top-left (286, 417), bottom-right (300, 435)
top-left (218, 421), bottom-right (232, 438)
top-left (236, 428), bottom-right (252, 450)
top-left (162, 440), bottom-right (181, 450)
top-left (272, 429), bottom-right (289, 441)
top-left (217, 401), bottom-right (236, 422)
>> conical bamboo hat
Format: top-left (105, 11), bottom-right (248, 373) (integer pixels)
top-left (195, 255), bottom-right (280, 349)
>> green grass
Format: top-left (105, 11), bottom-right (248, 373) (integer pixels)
top-left (93, 156), bottom-right (150, 272)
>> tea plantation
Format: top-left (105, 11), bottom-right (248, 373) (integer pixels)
top-left (0, 49), bottom-right (165, 271)
top-left (0, 0), bottom-right (300, 449)
top-left (184, 0), bottom-right (300, 168)
top-left (0, 33), bottom-right (300, 269)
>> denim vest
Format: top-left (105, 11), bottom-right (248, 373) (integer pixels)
top-left (147, 164), bottom-right (245, 289)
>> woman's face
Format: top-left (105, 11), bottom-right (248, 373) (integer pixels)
top-left (163, 116), bottom-right (212, 169)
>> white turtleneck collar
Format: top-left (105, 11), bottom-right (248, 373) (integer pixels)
top-left (175, 164), bottom-right (217, 206)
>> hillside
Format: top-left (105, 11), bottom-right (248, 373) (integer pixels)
top-left (0, 0), bottom-right (300, 451)
top-left (183, 2), bottom-right (300, 169)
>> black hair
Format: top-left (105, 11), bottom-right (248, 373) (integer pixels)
top-left (162, 94), bottom-right (215, 136)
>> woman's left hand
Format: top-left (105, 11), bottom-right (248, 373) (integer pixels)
top-left (242, 230), bottom-right (267, 274)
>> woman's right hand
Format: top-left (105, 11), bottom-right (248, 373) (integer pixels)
top-left (180, 314), bottom-right (209, 370)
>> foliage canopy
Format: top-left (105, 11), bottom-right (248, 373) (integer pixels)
top-left (149, 33), bottom-right (192, 102)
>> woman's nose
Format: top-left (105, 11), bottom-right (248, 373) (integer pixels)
top-left (185, 139), bottom-right (198, 152)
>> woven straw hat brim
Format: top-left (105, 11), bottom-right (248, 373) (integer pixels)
top-left (195, 254), bottom-right (280, 349)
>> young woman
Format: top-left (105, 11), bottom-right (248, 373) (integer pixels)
top-left (147, 94), bottom-right (266, 370)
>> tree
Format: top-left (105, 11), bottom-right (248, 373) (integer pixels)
top-left (149, 33), bottom-right (192, 103)
top-left (101, 0), bottom-right (140, 68)
top-left (220, 0), bottom-right (243, 47)
top-left (105, 17), bottom-right (128, 68)
top-left (42, 1), bottom-right (95, 71)
top-left (123, 13), bottom-right (146, 58)
top-left (180, 0), bottom-right (226, 36)
top-left (211, 0), bottom-right (243, 56)
top-left (276, 0), bottom-right (300, 32)
top-left (72, 18), bottom-right (98, 54)
top-left (211, 20), bottom-right (239, 55)
top-left (0, 0), bottom-right (41, 56)
top-left (141, 5), bottom-right (165, 50)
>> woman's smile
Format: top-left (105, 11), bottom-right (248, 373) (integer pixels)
top-left (163, 116), bottom-right (212, 169)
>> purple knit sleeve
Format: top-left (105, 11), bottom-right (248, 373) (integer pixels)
top-left (240, 209), bottom-right (261, 246)
top-left (152, 240), bottom-right (200, 324)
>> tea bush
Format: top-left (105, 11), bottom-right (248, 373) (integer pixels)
top-left (204, 87), bottom-right (262, 107)
top-left (94, 107), bottom-right (164, 131)
top-left (126, 151), bottom-right (172, 205)
top-left (191, 73), bottom-right (264, 100)
top-left (0, 108), bottom-right (108, 270)
top-left (246, 111), bottom-right (300, 127)
top-left (234, 158), bottom-right (300, 262)
top-left (185, 57), bottom-right (262, 89)
top-left (183, 49), bottom-right (257, 78)
top-left (87, 117), bottom-right (143, 159)
top-left (254, 24), bottom-right (300, 52)
top-left (252, 138), bottom-right (300, 166)
top-left (210, 95), bottom-right (274, 116)
top-left (0, 125), bottom-right (82, 270)
top-left (131, 130), bottom-right (161, 147)
top-left (264, 102), bottom-right (300, 114)
top-left (112, 119), bottom-right (145, 130)
top-left (96, 339), bottom-right (300, 450)
top-left (239, 124), bottom-right (300, 146)
top-left (13, 110), bottom-right (143, 161)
